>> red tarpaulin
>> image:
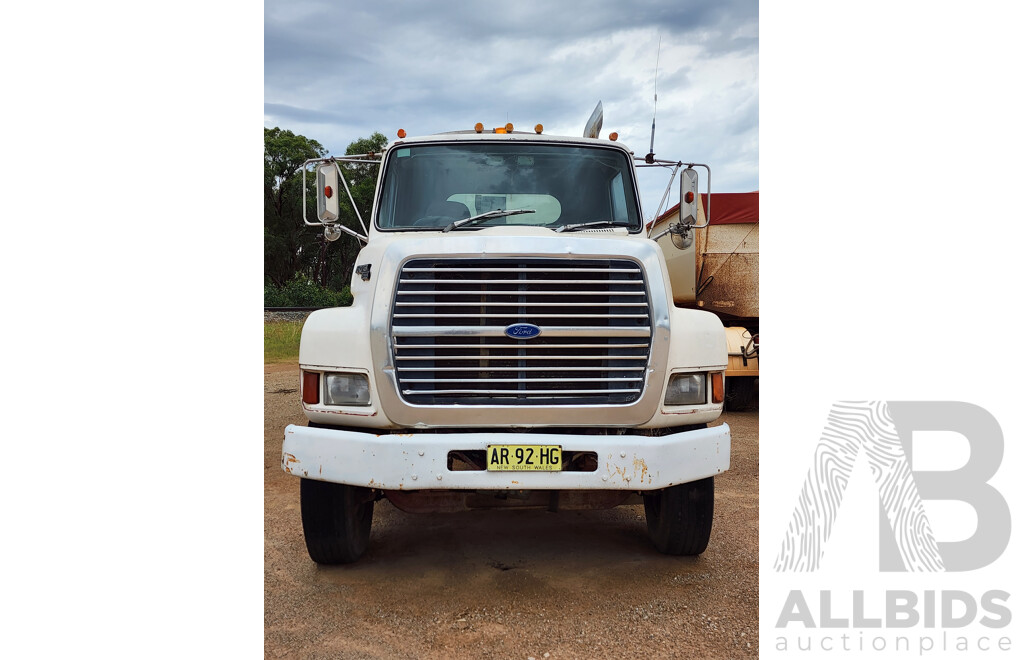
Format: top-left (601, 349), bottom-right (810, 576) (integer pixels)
top-left (655, 191), bottom-right (759, 226)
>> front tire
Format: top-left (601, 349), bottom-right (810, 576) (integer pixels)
top-left (300, 479), bottom-right (374, 564)
top-left (643, 476), bottom-right (715, 555)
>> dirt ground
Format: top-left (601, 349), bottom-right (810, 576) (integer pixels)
top-left (265, 362), bottom-right (758, 659)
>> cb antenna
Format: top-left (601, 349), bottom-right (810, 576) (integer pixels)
top-left (645, 35), bottom-right (661, 164)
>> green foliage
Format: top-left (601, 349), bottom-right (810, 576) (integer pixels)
top-left (264, 277), bottom-right (353, 308)
top-left (264, 321), bottom-right (303, 363)
top-left (264, 127), bottom-right (327, 287)
top-left (263, 127), bottom-right (388, 291)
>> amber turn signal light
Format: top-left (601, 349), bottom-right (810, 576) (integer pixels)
top-left (711, 372), bottom-right (725, 404)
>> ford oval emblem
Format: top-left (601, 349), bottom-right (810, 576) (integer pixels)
top-left (504, 323), bottom-right (542, 339)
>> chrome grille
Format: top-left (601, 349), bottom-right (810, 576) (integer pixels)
top-left (390, 258), bottom-right (652, 405)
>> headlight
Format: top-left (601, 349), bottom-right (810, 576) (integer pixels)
top-left (664, 373), bottom-right (706, 406)
top-left (324, 372), bottom-right (371, 406)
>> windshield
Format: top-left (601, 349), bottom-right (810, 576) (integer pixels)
top-left (376, 142), bottom-right (641, 231)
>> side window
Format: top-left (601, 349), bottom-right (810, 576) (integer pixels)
top-left (610, 172), bottom-right (628, 222)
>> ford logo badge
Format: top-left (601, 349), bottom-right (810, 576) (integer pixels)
top-left (504, 323), bottom-right (542, 339)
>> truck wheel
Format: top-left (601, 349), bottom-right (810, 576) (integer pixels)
top-left (300, 479), bottom-right (374, 564)
top-left (643, 476), bottom-right (714, 555)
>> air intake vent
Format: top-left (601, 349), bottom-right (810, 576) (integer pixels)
top-left (390, 258), bottom-right (652, 405)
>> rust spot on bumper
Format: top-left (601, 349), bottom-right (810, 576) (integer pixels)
top-left (634, 457), bottom-right (650, 484)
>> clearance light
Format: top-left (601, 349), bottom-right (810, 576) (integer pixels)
top-left (685, 191), bottom-right (694, 204)
top-left (324, 185), bottom-right (333, 198)
top-left (505, 122), bottom-right (514, 133)
top-left (302, 371), bottom-right (320, 405)
top-left (495, 127), bottom-right (507, 134)
top-left (474, 122), bottom-right (484, 133)
top-left (397, 129), bottom-right (407, 138)
top-left (534, 124), bottom-right (543, 134)
top-left (609, 132), bottom-right (618, 141)
top-left (711, 372), bottom-right (725, 404)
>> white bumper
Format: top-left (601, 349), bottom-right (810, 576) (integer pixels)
top-left (282, 423), bottom-right (730, 491)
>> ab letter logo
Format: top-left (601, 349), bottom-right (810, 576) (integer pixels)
top-left (774, 401), bottom-right (1010, 572)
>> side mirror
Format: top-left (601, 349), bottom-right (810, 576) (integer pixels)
top-left (316, 163), bottom-right (340, 223)
top-left (679, 167), bottom-right (699, 225)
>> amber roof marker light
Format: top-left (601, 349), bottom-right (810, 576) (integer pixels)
top-left (534, 124), bottom-right (544, 134)
top-left (397, 129), bottom-right (407, 138)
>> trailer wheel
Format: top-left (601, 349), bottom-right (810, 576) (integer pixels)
top-left (300, 479), bottom-right (374, 564)
top-left (643, 476), bottom-right (715, 555)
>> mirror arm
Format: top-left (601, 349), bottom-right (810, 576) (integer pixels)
top-left (652, 221), bottom-right (693, 242)
top-left (646, 162), bottom-right (682, 237)
top-left (332, 160), bottom-right (369, 236)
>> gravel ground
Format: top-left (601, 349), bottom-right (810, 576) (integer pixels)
top-left (265, 362), bottom-right (758, 658)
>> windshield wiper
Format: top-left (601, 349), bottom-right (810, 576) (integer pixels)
top-left (556, 220), bottom-right (632, 233)
top-left (442, 209), bottom-right (536, 232)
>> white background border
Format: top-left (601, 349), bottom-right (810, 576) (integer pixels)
top-left (761, 1), bottom-right (1023, 657)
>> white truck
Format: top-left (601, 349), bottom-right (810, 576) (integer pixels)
top-left (282, 109), bottom-right (731, 563)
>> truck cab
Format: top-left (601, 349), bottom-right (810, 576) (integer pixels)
top-left (282, 120), bottom-right (731, 563)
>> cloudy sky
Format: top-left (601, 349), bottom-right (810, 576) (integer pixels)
top-left (264, 0), bottom-right (758, 220)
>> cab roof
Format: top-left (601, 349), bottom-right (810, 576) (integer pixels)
top-left (387, 130), bottom-right (634, 155)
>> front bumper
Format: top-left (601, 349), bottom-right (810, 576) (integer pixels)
top-left (282, 423), bottom-right (730, 491)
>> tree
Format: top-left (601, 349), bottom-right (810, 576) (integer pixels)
top-left (264, 128), bottom-right (388, 291)
top-left (264, 127), bottom-right (326, 287)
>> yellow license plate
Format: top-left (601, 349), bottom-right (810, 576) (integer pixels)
top-left (486, 444), bottom-right (562, 471)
